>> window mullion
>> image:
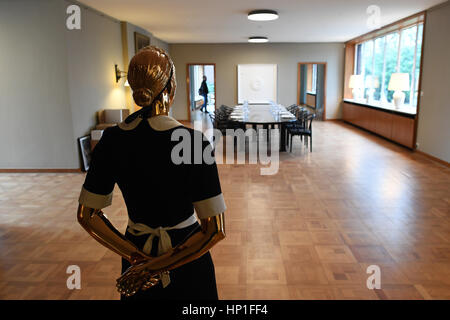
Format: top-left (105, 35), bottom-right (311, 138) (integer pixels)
top-left (396, 30), bottom-right (402, 72)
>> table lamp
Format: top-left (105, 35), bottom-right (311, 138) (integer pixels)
top-left (349, 74), bottom-right (364, 101)
top-left (388, 73), bottom-right (410, 108)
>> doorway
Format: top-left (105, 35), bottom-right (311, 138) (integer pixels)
top-left (186, 64), bottom-right (216, 121)
top-left (297, 62), bottom-right (327, 120)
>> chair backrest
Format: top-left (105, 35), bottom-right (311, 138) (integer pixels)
top-left (222, 105), bottom-right (234, 116)
top-left (297, 109), bottom-right (308, 119)
top-left (306, 113), bottom-right (316, 130)
top-left (292, 109), bottom-right (305, 127)
top-left (286, 104), bottom-right (297, 110)
top-left (287, 104), bottom-right (298, 113)
top-left (215, 109), bottom-right (228, 121)
top-left (290, 106), bottom-right (300, 117)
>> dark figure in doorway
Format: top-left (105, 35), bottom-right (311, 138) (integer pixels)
top-left (199, 76), bottom-right (209, 112)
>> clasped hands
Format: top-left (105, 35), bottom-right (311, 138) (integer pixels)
top-left (116, 251), bottom-right (170, 297)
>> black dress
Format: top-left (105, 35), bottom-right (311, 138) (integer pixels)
top-left (78, 115), bottom-right (226, 300)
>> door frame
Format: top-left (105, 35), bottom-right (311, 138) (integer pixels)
top-left (186, 63), bottom-right (217, 122)
top-left (297, 62), bottom-right (327, 121)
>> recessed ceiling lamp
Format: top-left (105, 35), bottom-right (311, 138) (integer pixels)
top-left (248, 9), bottom-right (279, 21)
top-left (248, 36), bottom-right (269, 43)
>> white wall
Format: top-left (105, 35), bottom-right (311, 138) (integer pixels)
top-left (65, 1), bottom-right (126, 153)
top-left (125, 22), bottom-right (169, 59)
top-left (417, 2), bottom-right (450, 163)
top-left (169, 43), bottom-right (344, 120)
top-left (0, 0), bottom-right (77, 169)
top-left (0, 0), bottom-right (168, 169)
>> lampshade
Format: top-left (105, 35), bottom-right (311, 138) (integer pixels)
top-left (349, 75), bottom-right (364, 89)
top-left (388, 73), bottom-right (410, 91)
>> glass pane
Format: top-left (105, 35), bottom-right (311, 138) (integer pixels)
top-left (371, 36), bottom-right (385, 102)
top-left (399, 25), bottom-right (417, 105)
top-left (361, 40), bottom-right (374, 99)
top-left (383, 32), bottom-right (399, 103)
top-left (311, 64), bottom-right (317, 94)
top-left (355, 44), bottom-right (362, 75)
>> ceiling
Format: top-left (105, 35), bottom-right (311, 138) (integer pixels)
top-left (79, 0), bottom-right (447, 43)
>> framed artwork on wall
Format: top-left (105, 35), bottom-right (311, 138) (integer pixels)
top-left (237, 64), bottom-right (277, 104)
top-left (78, 135), bottom-right (92, 172)
top-left (134, 32), bottom-right (150, 53)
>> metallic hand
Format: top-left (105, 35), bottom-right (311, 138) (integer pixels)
top-left (116, 263), bottom-right (168, 297)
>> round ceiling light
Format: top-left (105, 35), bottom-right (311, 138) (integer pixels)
top-left (248, 36), bottom-right (269, 43)
top-left (248, 10), bottom-right (279, 21)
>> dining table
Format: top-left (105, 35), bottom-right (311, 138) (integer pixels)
top-left (228, 104), bottom-right (297, 152)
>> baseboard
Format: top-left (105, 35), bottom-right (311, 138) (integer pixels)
top-left (414, 150), bottom-right (450, 168)
top-left (0, 168), bottom-right (82, 173)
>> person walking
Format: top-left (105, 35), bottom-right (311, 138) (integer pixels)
top-left (199, 76), bottom-right (209, 112)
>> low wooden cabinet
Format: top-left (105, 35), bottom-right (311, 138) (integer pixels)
top-left (342, 101), bottom-right (415, 149)
top-left (374, 111), bottom-right (392, 139)
top-left (391, 114), bottom-right (415, 148)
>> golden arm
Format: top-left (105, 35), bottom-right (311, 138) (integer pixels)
top-left (77, 204), bottom-right (152, 265)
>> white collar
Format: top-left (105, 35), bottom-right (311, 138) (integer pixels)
top-left (118, 114), bottom-right (184, 131)
top-left (148, 115), bottom-right (184, 131)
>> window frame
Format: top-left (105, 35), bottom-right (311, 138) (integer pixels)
top-left (353, 21), bottom-right (423, 107)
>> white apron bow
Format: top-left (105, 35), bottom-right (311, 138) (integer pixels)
top-left (127, 214), bottom-right (197, 287)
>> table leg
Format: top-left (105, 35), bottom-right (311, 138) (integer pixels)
top-left (263, 124), bottom-right (269, 144)
top-left (280, 123), bottom-right (286, 152)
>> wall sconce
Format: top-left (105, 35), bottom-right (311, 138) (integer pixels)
top-left (115, 64), bottom-right (127, 83)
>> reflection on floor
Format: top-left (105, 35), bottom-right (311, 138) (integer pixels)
top-left (0, 119), bottom-right (449, 299)
top-left (189, 108), bottom-right (213, 125)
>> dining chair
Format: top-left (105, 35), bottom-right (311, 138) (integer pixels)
top-left (285, 108), bottom-right (308, 147)
top-left (287, 113), bottom-right (316, 152)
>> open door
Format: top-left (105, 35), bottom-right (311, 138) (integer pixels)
top-left (186, 64), bottom-right (216, 121)
top-left (297, 62), bottom-right (327, 120)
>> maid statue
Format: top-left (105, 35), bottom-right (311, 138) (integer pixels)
top-left (77, 46), bottom-right (226, 300)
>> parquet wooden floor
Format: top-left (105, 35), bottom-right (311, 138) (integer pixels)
top-left (0, 119), bottom-right (449, 299)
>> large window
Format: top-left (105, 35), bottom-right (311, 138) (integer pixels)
top-left (354, 22), bottom-right (423, 108)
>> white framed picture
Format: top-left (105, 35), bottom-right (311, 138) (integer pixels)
top-left (78, 135), bottom-right (92, 172)
top-left (237, 64), bottom-right (277, 104)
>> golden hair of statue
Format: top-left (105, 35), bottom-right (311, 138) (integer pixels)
top-left (77, 46), bottom-right (225, 297)
top-left (127, 45), bottom-right (177, 117)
